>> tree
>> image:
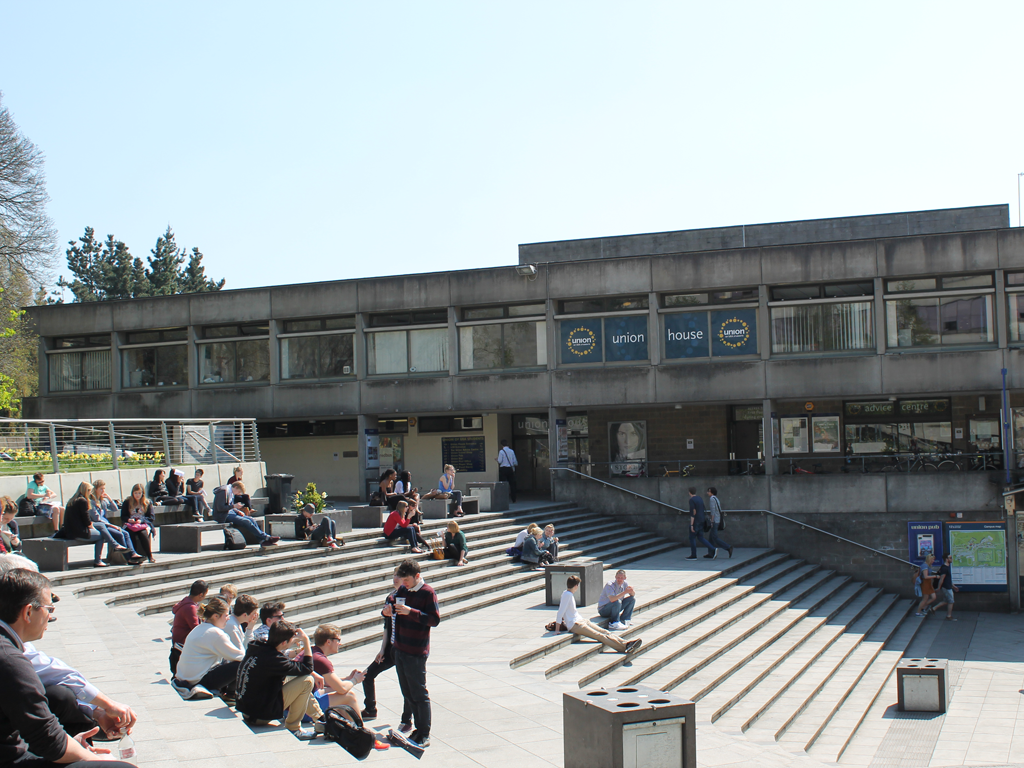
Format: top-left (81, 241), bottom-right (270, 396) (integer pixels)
top-left (0, 92), bottom-right (57, 281)
top-left (146, 226), bottom-right (184, 295)
top-left (182, 246), bottom-right (225, 293)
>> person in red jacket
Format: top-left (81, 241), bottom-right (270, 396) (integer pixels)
top-left (169, 580), bottom-right (208, 675)
top-left (389, 559), bottom-right (440, 749)
top-left (383, 502), bottom-right (423, 554)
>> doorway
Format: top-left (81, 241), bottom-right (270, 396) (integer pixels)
top-left (513, 437), bottom-right (550, 495)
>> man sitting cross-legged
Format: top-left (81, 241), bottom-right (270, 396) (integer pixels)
top-left (554, 575), bottom-right (642, 655)
top-left (0, 567), bottom-right (135, 768)
top-left (235, 620), bottom-right (326, 741)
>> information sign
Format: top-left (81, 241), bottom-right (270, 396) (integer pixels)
top-left (441, 436), bottom-right (486, 473)
top-left (944, 521), bottom-right (1008, 592)
top-left (907, 521), bottom-right (943, 566)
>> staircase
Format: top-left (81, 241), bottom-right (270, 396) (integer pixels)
top-left (511, 548), bottom-right (925, 766)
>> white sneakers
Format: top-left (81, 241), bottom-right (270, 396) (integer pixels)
top-left (608, 621), bottom-right (626, 630)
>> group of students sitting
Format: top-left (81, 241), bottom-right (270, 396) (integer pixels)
top-left (372, 465), bottom-right (465, 518)
top-left (168, 581), bottom-right (365, 741)
top-left (382, 499), bottom-right (470, 565)
top-left (509, 522), bottom-right (560, 569)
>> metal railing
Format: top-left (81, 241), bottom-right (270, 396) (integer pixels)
top-left (0, 418), bottom-right (260, 475)
top-left (551, 466), bottom-right (914, 568)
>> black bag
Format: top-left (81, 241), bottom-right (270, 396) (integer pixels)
top-left (222, 528), bottom-right (246, 550)
top-left (702, 519), bottom-right (712, 533)
top-left (18, 497), bottom-right (36, 517)
top-left (322, 706), bottom-right (375, 759)
top-left (718, 510), bottom-right (726, 531)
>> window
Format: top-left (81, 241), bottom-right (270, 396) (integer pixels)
top-left (198, 324), bottom-right (269, 384)
top-left (884, 274), bottom-right (994, 349)
top-left (662, 309), bottom-right (758, 360)
top-left (121, 328), bottom-right (188, 388)
top-left (559, 296), bottom-right (648, 314)
top-left (556, 296), bottom-right (650, 365)
top-left (1006, 273), bottom-right (1024, 343)
top-left (47, 336), bottom-right (111, 393)
top-left (770, 303), bottom-right (873, 354)
top-left (258, 419), bottom-right (358, 438)
top-left (843, 399), bottom-right (952, 454)
top-left (279, 316), bottom-right (356, 380)
top-left (458, 304), bottom-right (547, 372)
top-left (661, 289), bottom-right (758, 307)
top-left (418, 415), bottom-right (483, 433)
top-left (367, 309), bottom-right (447, 328)
top-left (367, 328), bottom-right (448, 374)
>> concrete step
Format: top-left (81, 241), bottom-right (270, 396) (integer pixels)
top-left (711, 586), bottom-right (890, 734)
top-left (507, 549), bottom-right (778, 670)
top-left (800, 604), bottom-right (923, 762)
top-left (742, 594), bottom-right (904, 743)
top-left (524, 553), bottom-right (797, 678)
top-left (589, 564), bottom-right (827, 690)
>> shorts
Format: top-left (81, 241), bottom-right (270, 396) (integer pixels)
top-left (941, 588), bottom-right (954, 603)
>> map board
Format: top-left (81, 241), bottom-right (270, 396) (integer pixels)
top-left (441, 436), bottom-right (486, 473)
top-left (945, 521), bottom-right (1007, 592)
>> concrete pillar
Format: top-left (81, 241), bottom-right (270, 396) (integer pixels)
top-left (354, 314), bottom-right (368, 380)
top-left (996, 270), bottom-right (1008, 349)
top-left (357, 413), bottom-right (378, 502)
top-left (268, 319), bottom-right (281, 385)
top-left (545, 298), bottom-right (557, 372)
top-left (448, 306), bottom-right (459, 379)
top-left (759, 285), bottom-right (771, 360)
top-left (109, 331), bottom-right (122, 394)
top-left (762, 398), bottom-right (776, 476)
top-left (874, 277), bottom-right (886, 355)
top-left (647, 292), bottom-right (660, 367)
top-left (187, 324), bottom-right (199, 390)
top-left (548, 405), bottom-right (567, 500)
top-left (37, 337), bottom-right (49, 397)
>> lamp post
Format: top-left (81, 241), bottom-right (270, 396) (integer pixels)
top-left (1019, 172), bottom-right (1024, 227)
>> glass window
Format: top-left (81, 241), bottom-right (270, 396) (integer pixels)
top-left (459, 321), bottom-right (546, 371)
top-left (771, 285), bottom-right (821, 301)
top-left (368, 331), bottom-right (408, 375)
top-left (367, 328), bottom-right (448, 375)
top-left (283, 320), bottom-right (321, 333)
top-left (507, 303), bottom-right (545, 317)
top-left (711, 288), bottom-right (759, 303)
top-left (201, 323), bottom-right (268, 338)
top-left (54, 335), bottom-right (109, 349)
top-left (463, 307), bottom-right (504, 321)
top-left (942, 274), bottom-right (993, 289)
top-left (122, 345), bottom-right (187, 388)
top-left (886, 295), bottom-right (992, 347)
top-left (559, 316), bottom-right (650, 364)
top-left (125, 328), bottom-right (187, 343)
top-left (368, 310), bottom-right (447, 327)
top-left (282, 317), bottom-right (355, 333)
top-left (885, 278), bottom-right (936, 293)
top-left (770, 301), bottom-right (874, 354)
top-left (560, 296), bottom-right (648, 314)
top-left (1009, 294), bottom-right (1024, 342)
top-left (1006, 272), bottom-right (1024, 286)
top-left (235, 340), bottom-right (269, 381)
top-left (320, 334), bottom-right (354, 377)
top-left (409, 328), bottom-right (449, 372)
top-left (824, 282), bottom-right (874, 298)
top-left (280, 333), bottom-right (354, 379)
top-left (199, 339), bottom-right (268, 383)
top-left (48, 350), bottom-right (111, 392)
top-left (663, 293), bottom-right (708, 307)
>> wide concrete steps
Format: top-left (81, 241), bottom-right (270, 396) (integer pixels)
top-left (741, 596), bottom-right (909, 745)
top-left (804, 610), bottom-right (924, 763)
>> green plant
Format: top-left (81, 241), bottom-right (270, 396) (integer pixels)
top-left (292, 481), bottom-right (328, 514)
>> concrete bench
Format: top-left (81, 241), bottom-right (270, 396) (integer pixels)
top-left (160, 518), bottom-right (266, 553)
top-left (13, 515), bottom-right (58, 540)
top-left (23, 537), bottom-right (94, 572)
top-left (466, 482), bottom-right (509, 512)
top-left (264, 509), bottom-right (353, 539)
top-left (351, 505), bottom-right (387, 529)
top-left (418, 496), bottom-right (479, 519)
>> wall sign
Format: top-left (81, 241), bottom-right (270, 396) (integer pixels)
top-left (907, 521), bottom-right (944, 567)
top-left (441, 436), bottom-right (486, 473)
top-left (364, 428), bottom-right (379, 470)
top-left (560, 319), bottom-right (602, 364)
top-left (780, 417), bottom-right (808, 454)
top-left (844, 401), bottom-right (894, 419)
top-left (711, 309), bottom-right (757, 356)
top-left (604, 316), bottom-right (648, 362)
top-left (609, 421), bottom-right (646, 476)
top-left (945, 521), bottom-right (1007, 592)
top-left (664, 313), bottom-right (709, 359)
top-left (811, 415), bottom-right (840, 453)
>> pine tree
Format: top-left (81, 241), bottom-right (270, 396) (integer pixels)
top-left (145, 226), bottom-right (184, 296)
top-left (181, 246), bottom-right (225, 293)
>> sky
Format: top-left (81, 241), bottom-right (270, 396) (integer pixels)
top-left (2, 2), bottom-right (1023, 295)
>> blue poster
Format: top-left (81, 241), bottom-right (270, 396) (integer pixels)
top-left (907, 521), bottom-right (943, 567)
top-left (560, 318), bottom-right (603, 364)
top-left (944, 521), bottom-right (1007, 592)
top-left (664, 313), bottom-right (710, 359)
top-left (712, 309), bottom-right (757, 356)
top-left (604, 316), bottom-right (648, 362)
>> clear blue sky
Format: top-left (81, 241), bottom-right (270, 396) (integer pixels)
top-left (2, 2), bottom-right (1023, 294)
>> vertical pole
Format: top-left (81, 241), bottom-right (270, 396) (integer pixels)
top-left (160, 422), bottom-right (170, 467)
top-left (240, 421), bottom-right (247, 462)
top-left (208, 423), bottom-right (217, 465)
top-left (108, 422), bottom-right (118, 470)
top-left (48, 423), bottom-right (58, 474)
top-left (253, 420), bottom-right (261, 464)
top-left (1003, 368), bottom-right (1012, 486)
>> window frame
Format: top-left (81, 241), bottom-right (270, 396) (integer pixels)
top-left (278, 317), bottom-right (357, 381)
top-left (196, 326), bottom-right (271, 386)
top-left (365, 325), bottom-right (450, 376)
top-left (456, 309), bottom-right (547, 373)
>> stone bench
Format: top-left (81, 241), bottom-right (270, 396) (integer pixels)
top-left (160, 518), bottom-right (266, 553)
top-left (23, 537), bottom-right (95, 572)
top-left (264, 509), bottom-right (353, 539)
top-left (466, 482), bottom-right (510, 512)
top-left (350, 505), bottom-right (387, 529)
top-left (418, 495), bottom-right (479, 519)
top-left (544, 560), bottom-right (604, 607)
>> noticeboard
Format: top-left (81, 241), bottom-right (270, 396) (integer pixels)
top-left (944, 521), bottom-right (1008, 592)
top-left (441, 436), bottom-right (486, 473)
top-left (908, 521), bottom-right (944, 566)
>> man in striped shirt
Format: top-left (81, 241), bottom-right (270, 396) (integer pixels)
top-left (390, 559), bottom-right (440, 750)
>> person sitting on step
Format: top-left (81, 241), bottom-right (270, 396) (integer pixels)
top-left (597, 569), bottom-right (637, 630)
top-left (520, 527), bottom-right (553, 570)
top-left (25, 473), bottom-right (65, 534)
top-left (252, 601), bottom-right (286, 643)
top-left (148, 469), bottom-right (186, 507)
top-left (165, 469), bottom-right (198, 518)
top-left (540, 524), bottom-right (560, 561)
top-left (295, 504), bottom-right (340, 549)
top-left (55, 482), bottom-right (129, 569)
top-left (554, 575), bottom-right (642, 655)
top-left (436, 464), bottom-right (464, 518)
top-left (1, 498), bottom-right (23, 553)
top-left (172, 597), bottom-right (245, 702)
top-left (383, 501), bottom-right (424, 554)
top-left (311, 624), bottom-right (365, 710)
top-left (170, 580), bottom-right (209, 675)
top-left (90, 480), bottom-right (144, 565)
top-left (444, 520), bottom-right (469, 566)
top-left (120, 484), bottom-right (156, 564)
top-left (225, 593), bottom-right (259, 650)
top-left (212, 482), bottom-right (280, 548)
top-left (235, 620), bottom-right (326, 740)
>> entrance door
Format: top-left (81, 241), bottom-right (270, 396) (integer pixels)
top-left (730, 421), bottom-right (762, 472)
top-left (568, 437), bottom-right (590, 474)
top-left (513, 437), bottom-right (550, 494)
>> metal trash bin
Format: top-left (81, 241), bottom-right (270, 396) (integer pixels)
top-left (897, 658), bottom-right (949, 712)
top-left (265, 473), bottom-right (294, 515)
top-left (563, 684), bottom-right (695, 768)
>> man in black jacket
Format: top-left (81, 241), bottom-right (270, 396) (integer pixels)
top-left (0, 568), bottom-right (134, 767)
top-left (235, 620), bottom-right (324, 740)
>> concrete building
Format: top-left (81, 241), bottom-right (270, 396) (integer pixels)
top-left (24, 204), bottom-right (1024, 514)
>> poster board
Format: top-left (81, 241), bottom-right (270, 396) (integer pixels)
top-left (609, 421), bottom-right (646, 476)
top-left (811, 415), bottom-right (841, 453)
top-left (907, 521), bottom-right (943, 566)
top-left (441, 437), bottom-right (486, 473)
top-left (780, 417), bottom-right (808, 454)
top-left (944, 521), bottom-right (1007, 592)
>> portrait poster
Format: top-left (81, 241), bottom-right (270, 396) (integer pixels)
top-left (609, 420), bottom-right (647, 476)
top-left (811, 415), bottom-right (841, 453)
top-left (780, 417), bottom-right (808, 454)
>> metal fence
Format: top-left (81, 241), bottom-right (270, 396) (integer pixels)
top-left (0, 418), bottom-right (260, 475)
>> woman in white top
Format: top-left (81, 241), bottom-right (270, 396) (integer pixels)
top-left (173, 597), bottom-right (245, 699)
top-left (514, 523), bottom-right (540, 549)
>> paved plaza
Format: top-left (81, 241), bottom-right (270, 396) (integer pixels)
top-left (32, 547), bottom-right (1024, 768)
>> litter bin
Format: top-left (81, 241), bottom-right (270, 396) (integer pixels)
top-left (265, 473), bottom-right (294, 515)
top-left (563, 684), bottom-right (695, 768)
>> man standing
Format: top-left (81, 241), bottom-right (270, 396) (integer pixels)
top-left (391, 559), bottom-right (440, 750)
top-left (929, 553), bottom-right (959, 621)
top-left (495, 440), bottom-right (518, 503)
top-left (597, 570), bottom-right (636, 630)
top-left (706, 487), bottom-right (734, 558)
top-left (362, 573), bottom-right (414, 731)
top-left (686, 487), bottom-right (716, 561)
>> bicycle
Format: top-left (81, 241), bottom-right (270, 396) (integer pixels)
top-left (662, 464), bottom-right (696, 477)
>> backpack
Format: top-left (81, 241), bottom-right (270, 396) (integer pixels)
top-left (222, 528), bottom-right (246, 550)
top-left (18, 497), bottom-right (35, 517)
top-left (322, 706), bottom-right (375, 759)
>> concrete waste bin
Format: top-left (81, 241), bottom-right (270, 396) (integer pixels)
top-left (897, 658), bottom-right (949, 713)
top-left (466, 481), bottom-right (509, 511)
top-left (265, 474), bottom-right (294, 515)
top-left (563, 684), bottom-right (695, 768)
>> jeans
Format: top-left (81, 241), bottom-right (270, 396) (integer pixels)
top-left (75, 529), bottom-right (105, 562)
top-left (598, 595), bottom-right (635, 624)
top-left (224, 511), bottom-right (270, 544)
top-left (363, 645), bottom-right (413, 722)
top-left (688, 528), bottom-right (715, 557)
top-left (385, 527), bottom-right (418, 549)
top-left (179, 660), bottom-right (240, 693)
top-left (44, 683), bottom-right (99, 738)
top-left (447, 489), bottom-right (463, 514)
top-left (394, 650), bottom-right (431, 738)
top-left (708, 528), bottom-right (730, 552)
top-left (309, 518), bottom-right (336, 543)
top-left (96, 522), bottom-right (135, 556)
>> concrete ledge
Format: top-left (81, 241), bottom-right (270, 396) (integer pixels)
top-left (420, 496), bottom-right (480, 519)
top-left (264, 509), bottom-right (353, 538)
top-left (350, 506), bottom-right (386, 529)
top-left (23, 538), bottom-right (93, 572)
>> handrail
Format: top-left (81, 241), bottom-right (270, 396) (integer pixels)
top-left (551, 466), bottom-right (915, 568)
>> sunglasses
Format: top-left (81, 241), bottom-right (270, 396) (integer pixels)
top-left (33, 603), bottom-right (56, 614)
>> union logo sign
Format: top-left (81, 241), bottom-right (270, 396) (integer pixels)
top-left (566, 326), bottom-right (597, 356)
top-left (717, 317), bottom-right (750, 349)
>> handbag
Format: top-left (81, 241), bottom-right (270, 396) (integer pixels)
top-left (545, 621), bottom-right (568, 633)
top-left (125, 519), bottom-right (148, 533)
top-left (702, 519), bottom-right (712, 533)
top-left (322, 706), bottom-right (375, 759)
